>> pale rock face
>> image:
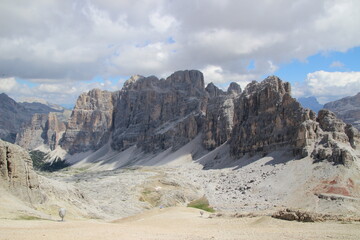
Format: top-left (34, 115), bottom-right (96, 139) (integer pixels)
top-left (309, 109), bottom-right (360, 167)
top-left (112, 70), bottom-right (207, 152)
top-left (227, 76), bottom-right (359, 168)
top-left (0, 139), bottom-right (43, 203)
top-left (15, 113), bottom-right (66, 151)
top-left (203, 82), bottom-right (241, 150)
top-left (230, 76), bottom-right (316, 157)
top-left (61, 89), bottom-right (114, 154)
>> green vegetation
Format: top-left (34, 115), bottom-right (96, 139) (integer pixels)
top-left (30, 150), bottom-right (70, 172)
top-left (187, 196), bottom-right (215, 213)
top-left (16, 215), bottom-right (44, 220)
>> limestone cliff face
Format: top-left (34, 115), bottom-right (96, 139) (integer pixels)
top-left (60, 89), bottom-right (114, 154)
top-left (111, 70), bottom-right (207, 152)
top-left (302, 109), bottom-right (360, 167)
top-left (15, 113), bottom-right (65, 151)
top-left (0, 139), bottom-right (43, 203)
top-left (14, 70), bottom-right (358, 170)
top-left (230, 76), bottom-right (316, 157)
top-left (203, 82), bottom-right (241, 150)
top-left (228, 76), bottom-right (359, 167)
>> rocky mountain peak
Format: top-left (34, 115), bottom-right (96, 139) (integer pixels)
top-left (227, 82), bottom-right (242, 95)
top-left (0, 93), bottom-right (30, 143)
top-left (74, 88), bottom-right (113, 111)
top-left (298, 96), bottom-right (323, 113)
top-left (324, 92), bottom-right (360, 130)
top-left (123, 75), bottom-right (147, 90)
top-left (230, 76), bottom-right (314, 157)
top-left (205, 82), bottom-right (225, 97)
top-left (165, 70), bottom-right (205, 94)
top-left (61, 89), bottom-right (115, 154)
top-left (111, 70), bottom-right (207, 153)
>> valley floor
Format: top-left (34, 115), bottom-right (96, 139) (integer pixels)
top-left (1, 207), bottom-right (359, 240)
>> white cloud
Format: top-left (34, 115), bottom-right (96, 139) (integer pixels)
top-left (1, 77), bottom-right (122, 105)
top-left (302, 71), bottom-right (360, 103)
top-left (0, 77), bottom-right (17, 92)
top-left (0, 0), bottom-right (360, 104)
top-left (201, 65), bottom-right (254, 90)
top-left (149, 12), bottom-right (177, 33)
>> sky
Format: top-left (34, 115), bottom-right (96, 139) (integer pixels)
top-left (0, 0), bottom-right (360, 106)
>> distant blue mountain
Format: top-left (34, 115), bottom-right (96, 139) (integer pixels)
top-left (298, 96), bottom-right (323, 113)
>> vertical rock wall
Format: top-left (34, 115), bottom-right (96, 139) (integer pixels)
top-left (0, 139), bottom-right (43, 204)
top-left (60, 89), bottom-right (115, 154)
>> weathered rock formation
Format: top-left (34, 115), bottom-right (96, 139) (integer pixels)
top-left (324, 92), bottom-right (360, 130)
top-left (61, 89), bottom-right (115, 154)
top-left (0, 139), bottom-right (43, 203)
top-left (230, 76), bottom-right (317, 157)
top-left (11, 70), bottom-right (359, 169)
top-left (111, 70), bottom-right (207, 152)
top-left (15, 113), bottom-right (66, 151)
top-left (203, 82), bottom-right (240, 150)
top-left (310, 109), bottom-right (360, 167)
top-left (228, 76), bottom-right (359, 168)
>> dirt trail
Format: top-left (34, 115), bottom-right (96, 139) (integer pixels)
top-left (1, 207), bottom-right (359, 240)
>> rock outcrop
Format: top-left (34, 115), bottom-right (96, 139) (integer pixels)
top-left (112, 70), bottom-right (207, 152)
top-left (15, 113), bottom-right (66, 151)
top-left (228, 76), bottom-right (359, 168)
top-left (60, 89), bottom-right (115, 154)
top-left (0, 139), bottom-right (43, 203)
top-left (324, 92), bottom-right (360, 130)
top-left (230, 76), bottom-right (316, 157)
top-left (310, 109), bottom-right (360, 167)
top-left (203, 82), bottom-right (240, 150)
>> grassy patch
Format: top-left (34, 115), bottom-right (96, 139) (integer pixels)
top-left (16, 215), bottom-right (43, 220)
top-left (187, 196), bottom-right (215, 213)
top-left (139, 188), bottom-right (161, 206)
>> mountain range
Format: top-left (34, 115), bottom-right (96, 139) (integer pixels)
top-left (1, 70), bottom-right (360, 222)
top-left (325, 92), bottom-right (360, 130)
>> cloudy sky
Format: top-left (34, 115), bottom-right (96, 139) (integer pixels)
top-left (0, 0), bottom-right (359, 106)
